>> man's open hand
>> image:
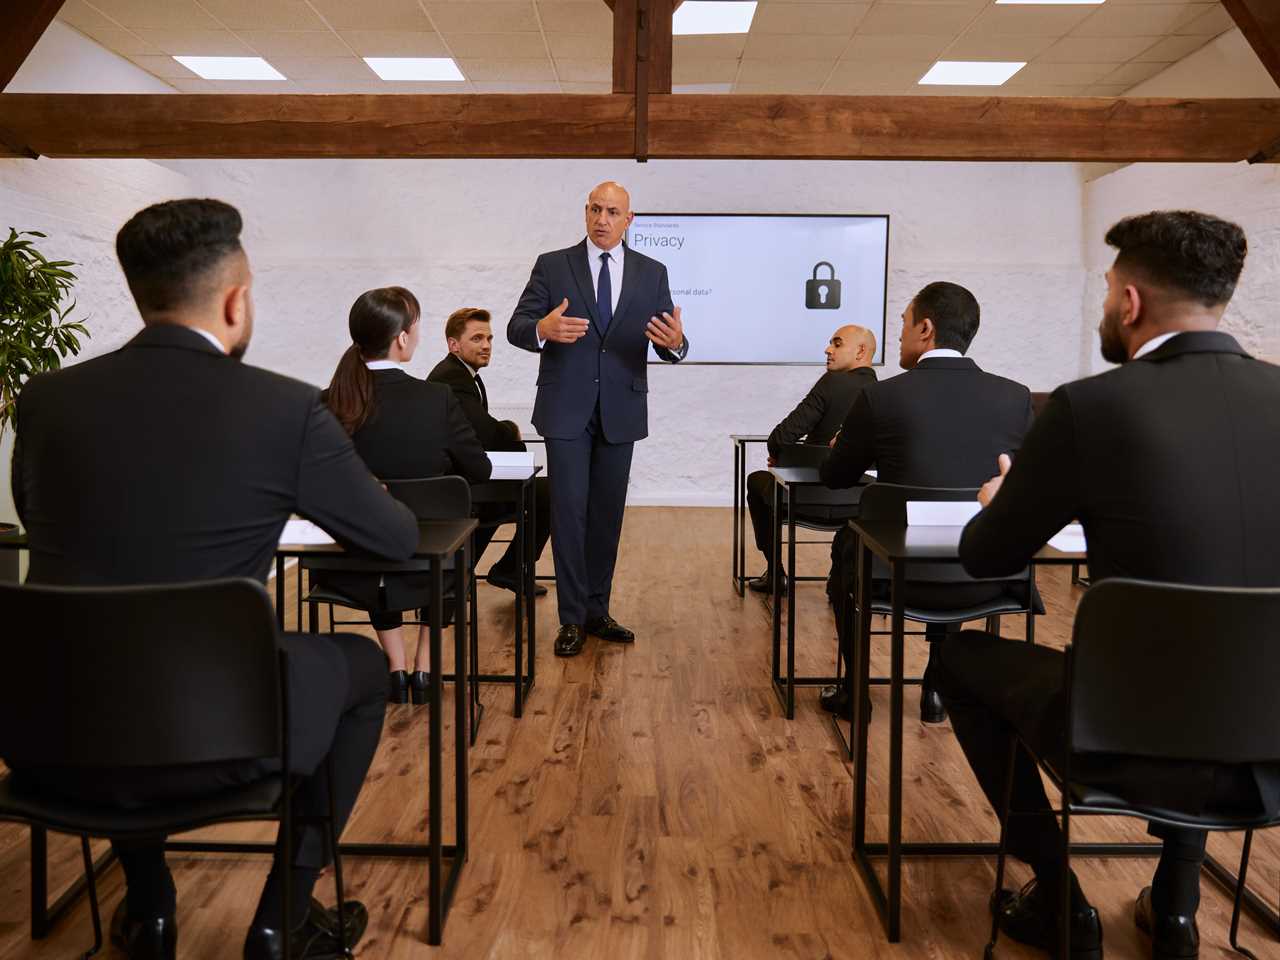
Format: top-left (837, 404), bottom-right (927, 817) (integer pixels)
top-left (645, 306), bottom-right (684, 350)
top-left (537, 298), bottom-right (590, 344)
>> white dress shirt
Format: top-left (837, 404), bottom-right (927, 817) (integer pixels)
top-left (1133, 330), bottom-right (1183, 360)
top-left (365, 359), bottom-right (401, 370)
top-left (191, 328), bottom-right (226, 354)
top-left (586, 236), bottom-right (624, 316)
top-left (918, 348), bottom-right (964, 361)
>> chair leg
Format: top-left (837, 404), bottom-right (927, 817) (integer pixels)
top-left (1229, 830), bottom-right (1260, 960)
top-left (1059, 806), bottom-right (1072, 960)
top-left (325, 755), bottom-right (353, 958)
top-left (1025, 609), bottom-right (1035, 645)
top-left (281, 788), bottom-right (292, 959)
top-left (984, 738), bottom-right (1019, 960)
top-left (985, 615), bottom-right (1001, 636)
top-left (80, 836), bottom-right (103, 959)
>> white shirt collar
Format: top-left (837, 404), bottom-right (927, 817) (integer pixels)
top-left (365, 359), bottom-right (401, 370)
top-left (453, 354), bottom-right (479, 378)
top-left (190, 328), bottom-right (227, 354)
top-left (1132, 331), bottom-right (1183, 360)
top-left (586, 235), bottom-right (622, 263)
top-left (918, 348), bottom-right (963, 361)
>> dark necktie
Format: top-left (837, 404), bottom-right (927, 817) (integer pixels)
top-left (475, 372), bottom-right (488, 410)
top-left (597, 251), bottom-right (612, 335)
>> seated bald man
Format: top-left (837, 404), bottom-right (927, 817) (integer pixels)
top-left (746, 324), bottom-right (878, 593)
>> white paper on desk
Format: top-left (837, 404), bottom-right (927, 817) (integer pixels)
top-left (903, 526), bottom-right (965, 550)
top-left (863, 468), bottom-right (877, 479)
top-left (1047, 523), bottom-right (1087, 554)
top-left (906, 500), bottom-right (980, 526)
top-left (487, 451), bottom-right (534, 468)
top-left (280, 519), bottom-right (335, 545)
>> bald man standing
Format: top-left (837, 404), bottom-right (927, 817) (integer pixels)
top-left (509, 182), bottom-right (688, 657)
top-left (746, 325), bottom-right (878, 593)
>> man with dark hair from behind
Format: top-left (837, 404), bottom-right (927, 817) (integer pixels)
top-left (6, 199), bottom-right (420, 960)
top-left (818, 281), bottom-right (1035, 724)
top-left (939, 211), bottom-right (1280, 960)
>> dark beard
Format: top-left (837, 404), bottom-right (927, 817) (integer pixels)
top-left (1098, 310), bottom-right (1127, 364)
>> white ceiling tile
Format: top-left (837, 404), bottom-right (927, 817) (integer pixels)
top-left (306, 0), bottom-right (432, 31)
top-left (857, 3), bottom-right (981, 36)
top-left (826, 58), bottom-right (931, 85)
top-left (337, 31), bottom-right (449, 56)
top-left (459, 58), bottom-right (556, 81)
top-left (197, 0), bottom-right (327, 30)
top-left (1087, 83), bottom-right (1134, 97)
top-left (210, 79), bottom-right (300, 92)
top-left (89, 0), bottom-right (222, 30)
top-left (737, 58), bottom-right (833, 84)
top-left (424, 2), bottom-right (541, 33)
top-left (471, 81), bottom-right (561, 92)
top-left (1101, 59), bottom-right (1170, 85)
top-left (998, 82), bottom-right (1093, 96)
top-left (1070, 2), bottom-right (1205, 37)
top-left (963, 5), bottom-right (1096, 38)
top-left (76, 26), bottom-right (163, 56)
top-left (674, 35), bottom-right (749, 58)
top-left (839, 34), bottom-right (948, 62)
top-left (673, 82), bottom-right (733, 93)
top-left (1175, 4), bottom-right (1236, 36)
top-left (125, 54), bottom-right (201, 78)
top-left (559, 81), bottom-right (611, 93)
top-left (942, 34), bottom-right (1055, 60)
top-left (1038, 35), bottom-right (1162, 63)
top-left (445, 33), bottom-right (550, 58)
top-left (267, 56), bottom-right (376, 80)
top-left (743, 34), bottom-right (850, 59)
top-left (167, 77), bottom-right (216, 92)
top-left (234, 30), bottom-right (353, 57)
top-left (672, 57), bottom-right (740, 83)
top-left (547, 34), bottom-right (610, 58)
top-left (57, 0), bottom-right (121, 32)
top-left (734, 79), bottom-right (826, 93)
top-left (751, 2), bottom-right (870, 35)
top-left (554, 58), bottom-right (612, 82)
top-left (374, 80), bottom-right (471, 92)
top-left (1013, 61), bottom-right (1117, 84)
top-left (131, 29), bottom-right (254, 55)
top-left (1133, 33), bottom-right (1209, 61)
top-left (536, 2), bottom-right (614, 36)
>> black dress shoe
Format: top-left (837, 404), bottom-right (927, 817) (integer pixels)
top-left (387, 670), bottom-right (409, 704)
top-left (554, 624), bottom-right (586, 657)
top-left (919, 683), bottom-right (947, 724)
top-left (819, 684), bottom-right (872, 722)
top-left (244, 898), bottom-right (370, 960)
top-left (1135, 886), bottom-right (1199, 959)
top-left (409, 670), bottom-right (430, 705)
top-left (585, 615), bottom-right (635, 644)
top-left (485, 570), bottom-right (548, 596)
top-left (998, 879), bottom-right (1102, 960)
top-left (306, 898), bottom-right (369, 946)
top-left (747, 569), bottom-right (786, 594)
top-left (110, 900), bottom-right (176, 960)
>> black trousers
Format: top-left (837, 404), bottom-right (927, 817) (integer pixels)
top-left (544, 405), bottom-right (633, 626)
top-left (13, 632), bottom-right (387, 918)
top-left (473, 476), bottom-right (551, 579)
top-left (934, 631), bottom-right (1258, 916)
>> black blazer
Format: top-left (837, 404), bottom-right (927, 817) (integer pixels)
top-left (768, 366), bottom-right (877, 459)
top-left (11, 324), bottom-right (418, 586)
top-left (960, 331), bottom-right (1280, 814)
top-left (425, 354), bottom-right (523, 453)
top-left (821, 356), bottom-right (1034, 489)
top-left (343, 369), bottom-right (492, 484)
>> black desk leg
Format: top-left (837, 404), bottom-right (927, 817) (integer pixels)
top-left (732, 442), bottom-right (742, 595)
top-left (770, 481), bottom-right (783, 709)
top-left (887, 563), bottom-right (905, 942)
top-left (852, 540), bottom-right (872, 855)
top-left (275, 556), bottom-right (285, 630)
top-left (525, 478), bottom-right (536, 690)
top-left (513, 481), bottom-right (526, 718)
top-left (427, 558), bottom-right (444, 945)
top-left (455, 544), bottom-right (470, 870)
top-left (785, 488), bottom-right (798, 720)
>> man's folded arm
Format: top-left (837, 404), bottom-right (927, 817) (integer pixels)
top-left (445, 392), bottom-right (494, 484)
top-left (768, 387), bottom-right (825, 459)
top-left (295, 398), bottom-right (418, 560)
top-left (959, 388), bottom-right (1080, 578)
top-left (820, 391), bottom-right (875, 488)
top-left (508, 257), bottom-right (550, 354)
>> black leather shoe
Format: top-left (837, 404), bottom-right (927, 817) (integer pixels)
top-left (388, 670), bottom-right (409, 704)
top-left (110, 900), bottom-right (176, 960)
top-left (409, 671), bottom-right (430, 705)
top-left (1135, 886), bottom-right (1199, 959)
top-left (998, 879), bottom-right (1102, 960)
top-left (819, 684), bottom-right (872, 723)
top-left (306, 898), bottom-right (369, 946)
top-left (485, 570), bottom-right (548, 596)
top-left (554, 624), bottom-right (586, 657)
top-left (747, 569), bottom-right (786, 594)
top-left (244, 898), bottom-right (369, 960)
top-left (585, 615), bottom-right (635, 644)
top-left (919, 683), bottom-right (947, 724)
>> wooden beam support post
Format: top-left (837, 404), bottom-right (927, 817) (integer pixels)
top-left (1, 0), bottom-right (66, 93)
top-left (611, 0), bottom-right (672, 161)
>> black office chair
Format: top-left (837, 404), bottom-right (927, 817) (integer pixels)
top-left (0, 579), bottom-right (348, 960)
top-left (985, 578), bottom-right (1280, 960)
top-left (774, 442), bottom-right (868, 588)
top-left (302, 476), bottom-right (480, 731)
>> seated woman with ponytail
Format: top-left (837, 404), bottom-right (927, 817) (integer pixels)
top-left (317, 286), bottom-right (491, 704)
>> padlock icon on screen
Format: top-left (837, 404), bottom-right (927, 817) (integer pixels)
top-left (805, 261), bottom-right (841, 309)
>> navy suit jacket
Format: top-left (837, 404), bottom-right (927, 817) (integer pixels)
top-left (508, 239), bottom-right (688, 443)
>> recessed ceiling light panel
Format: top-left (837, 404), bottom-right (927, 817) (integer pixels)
top-left (363, 57), bottom-right (465, 82)
top-left (173, 56), bottom-right (286, 80)
top-left (919, 61), bottom-right (1027, 86)
top-left (673, 1), bottom-right (757, 36)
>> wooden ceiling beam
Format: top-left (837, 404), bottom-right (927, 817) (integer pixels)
top-left (1222, 0), bottom-right (1280, 90)
top-left (612, 0), bottom-right (673, 95)
top-left (1, 0), bottom-right (66, 93)
top-left (1, 93), bottom-right (1278, 163)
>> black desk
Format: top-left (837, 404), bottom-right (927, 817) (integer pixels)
top-left (844, 515), bottom-right (1280, 945)
top-left (6, 521), bottom-right (475, 947)
top-left (730, 434), bottom-right (769, 596)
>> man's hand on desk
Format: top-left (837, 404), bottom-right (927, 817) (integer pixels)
top-left (537, 298), bottom-right (590, 344)
top-left (828, 432), bottom-right (839, 448)
top-left (977, 453), bottom-right (1012, 508)
top-left (645, 307), bottom-right (683, 350)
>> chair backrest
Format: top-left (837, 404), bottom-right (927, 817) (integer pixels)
top-left (385, 476), bottom-right (471, 520)
top-left (857, 482), bottom-right (991, 583)
top-left (0, 579), bottom-right (281, 769)
top-left (1069, 579), bottom-right (1280, 764)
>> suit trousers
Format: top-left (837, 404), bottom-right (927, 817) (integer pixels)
top-left (544, 404), bottom-right (634, 626)
top-left (12, 632), bottom-right (387, 917)
top-left (934, 631), bottom-right (1261, 915)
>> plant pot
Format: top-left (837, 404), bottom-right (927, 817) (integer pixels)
top-left (0, 522), bottom-right (19, 583)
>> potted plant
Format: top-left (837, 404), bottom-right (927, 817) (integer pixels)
top-left (1, 228), bottom-right (89, 579)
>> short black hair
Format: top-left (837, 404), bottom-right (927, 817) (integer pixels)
top-left (116, 199), bottom-right (244, 313)
top-left (911, 281), bottom-right (980, 353)
top-left (1105, 210), bottom-right (1246, 307)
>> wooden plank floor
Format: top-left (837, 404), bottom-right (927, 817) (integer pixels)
top-left (1, 506), bottom-right (1277, 958)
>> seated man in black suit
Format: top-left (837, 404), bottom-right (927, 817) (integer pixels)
top-left (745, 324), bottom-right (877, 593)
top-left (427, 307), bottom-right (551, 596)
top-left (938, 211), bottom-right (1280, 960)
top-left (819, 282), bottom-right (1034, 723)
top-left (6, 199), bottom-right (420, 960)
